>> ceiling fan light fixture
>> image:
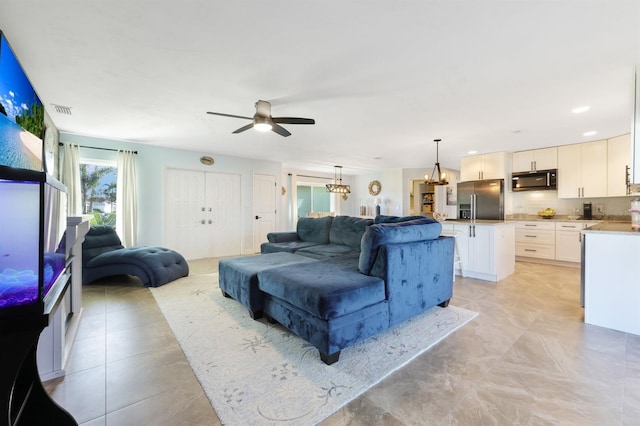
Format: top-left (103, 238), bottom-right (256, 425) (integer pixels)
top-left (254, 116), bottom-right (273, 132)
top-left (326, 165), bottom-right (351, 194)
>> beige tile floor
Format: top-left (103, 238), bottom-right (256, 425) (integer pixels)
top-left (44, 259), bottom-right (640, 425)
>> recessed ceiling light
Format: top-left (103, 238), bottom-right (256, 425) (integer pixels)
top-left (583, 131), bottom-right (597, 136)
top-left (572, 106), bottom-right (590, 114)
top-left (468, 150), bottom-right (477, 155)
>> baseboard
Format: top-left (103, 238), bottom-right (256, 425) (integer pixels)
top-left (516, 257), bottom-right (580, 269)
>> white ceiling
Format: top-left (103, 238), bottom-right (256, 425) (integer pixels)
top-left (1, 1), bottom-right (639, 175)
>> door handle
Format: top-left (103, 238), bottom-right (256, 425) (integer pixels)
top-left (255, 215), bottom-right (262, 220)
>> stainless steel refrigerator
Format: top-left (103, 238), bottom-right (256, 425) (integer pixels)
top-left (457, 179), bottom-right (504, 220)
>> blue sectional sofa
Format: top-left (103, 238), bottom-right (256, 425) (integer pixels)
top-left (219, 215), bottom-right (454, 365)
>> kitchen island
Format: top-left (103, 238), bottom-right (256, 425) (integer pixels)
top-left (582, 222), bottom-right (640, 335)
top-left (441, 220), bottom-right (515, 282)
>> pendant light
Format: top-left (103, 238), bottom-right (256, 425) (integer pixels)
top-left (425, 139), bottom-right (448, 185)
top-left (326, 165), bottom-right (351, 193)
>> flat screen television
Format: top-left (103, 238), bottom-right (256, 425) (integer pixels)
top-left (0, 30), bottom-right (43, 172)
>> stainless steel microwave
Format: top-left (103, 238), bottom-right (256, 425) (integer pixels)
top-left (511, 169), bottom-right (557, 191)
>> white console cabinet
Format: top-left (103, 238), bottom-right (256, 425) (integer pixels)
top-left (37, 216), bottom-right (90, 381)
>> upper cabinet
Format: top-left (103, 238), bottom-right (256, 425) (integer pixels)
top-left (460, 152), bottom-right (508, 181)
top-left (607, 134), bottom-right (631, 197)
top-left (558, 140), bottom-right (608, 198)
top-left (512, 147), bottom-right (557, 173)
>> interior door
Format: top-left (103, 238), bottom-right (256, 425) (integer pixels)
top-left (205, 172), bottom-right (242, 257)
top-left (165, 169), bottom-right (242, 260)
top-left (164, 168), bottom-right (207, 260)
top-left (253, 173), bottom-right (277, 253)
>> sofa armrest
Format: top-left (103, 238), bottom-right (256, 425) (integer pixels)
top-left (267, 232), bottom-right (299, 243)
top-left (371, 237), bottom-right (454, 326)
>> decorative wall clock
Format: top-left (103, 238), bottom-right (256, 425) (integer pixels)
top-left (368, 180), bottom-right (381, 196)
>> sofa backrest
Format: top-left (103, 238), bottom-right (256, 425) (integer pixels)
top-left (374, 215), bottom-right (426, 224)
top-left (358, 218), bottom-right (442, 275)
top-left (296, 216), bottom-right (334, 243)
top-left (82, 225), bottom-right (124, 267)
top-left (329, 216), bottom-right (374, 248)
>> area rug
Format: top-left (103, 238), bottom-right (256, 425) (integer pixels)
top-left (150, 272), bottom-right (477, 425)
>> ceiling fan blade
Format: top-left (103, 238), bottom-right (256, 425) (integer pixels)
top-left (272, 117), bottom-right (315, 125)
top-left (271, 124), bottom-right (291, 137)
top-left (232, 123), bottom-right (255, 134)
top-left (207, 111), bottom-right (253, 120)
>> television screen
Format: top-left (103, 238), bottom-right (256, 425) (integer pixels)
top-left (0, 30), bottom-right (43, 172)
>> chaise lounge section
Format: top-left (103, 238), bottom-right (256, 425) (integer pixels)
top-left (219, 215), bottom-right (454, 364)
top-left (82, 225), bottom-right (189, 287)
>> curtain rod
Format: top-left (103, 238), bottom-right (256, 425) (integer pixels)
top-left (59, 142), bottom-right (138, 154)
top-left (289, 173), bottom-right (333, 180)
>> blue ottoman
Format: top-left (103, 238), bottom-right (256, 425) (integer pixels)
top-left (218, 252), bottom-right (317, 319)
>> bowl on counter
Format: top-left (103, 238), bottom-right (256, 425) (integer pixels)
top-left (433, 211), bottom-right (448, 221)
top-left (567, 215), bottom-right (581, 220)
top-left (538, 208), bottom-right (556, 219)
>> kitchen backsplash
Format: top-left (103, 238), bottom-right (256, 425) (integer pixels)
top-left (511, 191), bottom-right (635, 220)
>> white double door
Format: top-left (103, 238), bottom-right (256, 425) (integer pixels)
top-left (165, 168), bottom-right (241, 260)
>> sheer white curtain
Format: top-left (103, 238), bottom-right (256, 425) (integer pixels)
top-left (116, 150), bottom-right (138, 247)
top-left (61, 143), bottom-right (82, 216)
top-left (290, 173), bottom-right (298, 225)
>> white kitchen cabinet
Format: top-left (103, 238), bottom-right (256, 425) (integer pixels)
top-left (460, 152), bottom-right (507, 181)
top-left (557, 140), bottom-right (607, 198)
top-left (441, 222), bottom-right (515, 282)
top-left (512, 147), bottom-right (558, 173)
top-left (583, 229), bottom-right (640, 335)
top-left (555, 222), bottom-right (585, 263)
top-left (607, 134), bottom-right (631, 197)
top-left (515, 221), bottom-right (555, 260)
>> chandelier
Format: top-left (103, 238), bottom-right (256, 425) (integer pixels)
top-left (425, 139), bottom-right (448, 185)
top-left (326, 165), bottom-right (351, 194)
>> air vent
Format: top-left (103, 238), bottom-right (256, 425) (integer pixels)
top-left (52, 104), bottom-right (72, 115)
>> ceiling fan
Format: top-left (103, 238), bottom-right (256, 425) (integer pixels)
top-left (206, 100), bottom-right (315, 137)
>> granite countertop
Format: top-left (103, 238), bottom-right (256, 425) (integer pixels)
top-left (509, 214), bottom-right (631, 223)
top-left (443, 219), bottom-right (514, 225)
top-left (582, 222), bottom-right (640, 235)
top-left (508, 215), bottom-right (600, 223)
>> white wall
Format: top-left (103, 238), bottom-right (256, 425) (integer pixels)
top-left (59, 133), bottom-right (281, 252)
top-left (352, 169), bottom-right (404, 217)
top-left (511, 191), bottom-right (636, 219)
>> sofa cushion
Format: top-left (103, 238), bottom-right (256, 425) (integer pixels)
top-left (258, 260), bottom-right (386, 320)
top-left (219, 252), bottom-right (317, 315)
top-left (297, 216), bottom-right (334, 243)
top-left (358, 218), bottom-right (442, 275)
top-left (295, 243), bottom-right (361, 260)
top-left (260, 241), bottom-right (323, 254)
top-left (266, 231), bottom-right (299, 243)
top-left (329, 216), bottom-right (373, 248)
top-left (374, 215), bottom-right (426, 224)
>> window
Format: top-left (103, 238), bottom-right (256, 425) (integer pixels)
top-left (80, 159), bottom-right (117, 225)
top-left (297, 184), bottom-right (331, 218)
